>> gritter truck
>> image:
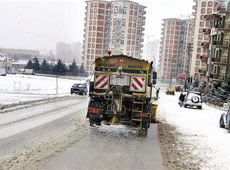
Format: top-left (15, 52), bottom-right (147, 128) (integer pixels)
top-left (86, 54), bottom-right (157, 136)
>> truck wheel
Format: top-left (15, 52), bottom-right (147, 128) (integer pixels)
top-left (139, 128), bottom-right (148, 137)
top-left (89, 118), bottom-right (95, 127)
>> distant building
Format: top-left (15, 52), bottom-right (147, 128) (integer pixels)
top-left (56, 42), bottom-right (82, 63)
top-left (159, 18), bottom-right (194, 83)
top-left (0, 52), bottom-right (13, 72)
top-left (143, 35), bottom-right (160, 71)
top-left (83, 0), bottom-right (146, 75)
top-left (0, 48), bottom-right (39, 60)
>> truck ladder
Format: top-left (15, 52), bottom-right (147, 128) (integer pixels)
top-left (131, 98), bottom-right (144, 131)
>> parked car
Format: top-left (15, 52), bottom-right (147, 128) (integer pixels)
top-left (219, 110), bottom-right (230, 132)
top-left (6, 70), bottom-right (16, 74)
top-left (184, 91), bottom-right (202, 109)
top-left (166, 87), bottom-right (175, 95)
top-left (175, 85), bottom-right (182, 92)
top-left (71, 83), bottom-right (88, 95)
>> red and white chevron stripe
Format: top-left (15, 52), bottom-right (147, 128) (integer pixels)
top-left (94, 74), bottom-right (109, 89)
top-left (130, 76), bottom-right (146, 92)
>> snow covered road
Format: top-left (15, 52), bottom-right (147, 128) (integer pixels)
top-left (0, 95), bottom-right (89, 170)
top-left (157, 91), bottom-right (230, 170)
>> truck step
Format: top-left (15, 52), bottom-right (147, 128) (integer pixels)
top-left (132, 110), bottom-right (142, 113)
top-left (131, 127), bottom-right (142, 131)
top-left (133, 101), bottom-right (144, 104)
top-left (132, 119), bottom-right (142, 122)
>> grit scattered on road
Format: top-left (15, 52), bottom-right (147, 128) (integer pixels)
top-left (158, 121), bottom-right (206, 170)
top-left (0, 109), bottom-right (88, 170)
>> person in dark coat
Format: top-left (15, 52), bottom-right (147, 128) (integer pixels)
top-left (156, 88), bottom-right (160, 99)
top-left (179, 92), bottom-right (186, 107)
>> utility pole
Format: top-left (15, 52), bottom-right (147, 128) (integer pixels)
top-left (186, 43), bottom-right (193, 91)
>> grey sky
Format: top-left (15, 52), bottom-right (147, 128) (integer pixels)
top-left (0, 0), bottom-right (193, 53)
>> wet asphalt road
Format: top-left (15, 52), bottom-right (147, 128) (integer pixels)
top-left (41, 124), bottom-right (164, 170)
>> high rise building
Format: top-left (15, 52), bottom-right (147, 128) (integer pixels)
top-left (159, 18), bottom-right (193, 83)
top-left (143, 35), bottom-right (160, 72)
top-left (205, 0), bottom-right (230, 83)
top-left (83, 0), bottom-right (146, 75)
top-left (190, 0), bottom-right (218, 81)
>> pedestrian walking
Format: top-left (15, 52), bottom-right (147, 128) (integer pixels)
top-left (156, 88), bottom-right (160, 99)
top-left (179, 92), bottom-right (186, 107)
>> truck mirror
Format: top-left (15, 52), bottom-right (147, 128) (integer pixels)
top-left (152, 79), bottom-right (156, 85)
top-left (152, 72), bottom-right (157, 79)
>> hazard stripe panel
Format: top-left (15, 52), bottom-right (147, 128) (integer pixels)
top-left (94, 74), bottom-right (109, 89)
top-left (130, 76), bottom-right (146, 92)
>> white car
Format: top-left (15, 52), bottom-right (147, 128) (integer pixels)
top-left (219, 110), bottom-right (230, 132)
top-left (183, 91), bottom-right (202, 109)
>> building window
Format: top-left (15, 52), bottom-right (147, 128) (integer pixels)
top-left (200, 15), bottom-right (205, 20)
top-left (201, 2), bottom-right (206, 7)
top-left (208, 1), bottom-right (213, 7)
top-left (207, 8), bottom-right (212, 14)
top-left (201, 8), bottom-right (206, 14)
top-left (200, 21), bottom-right (204, 27)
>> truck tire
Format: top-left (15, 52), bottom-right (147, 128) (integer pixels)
top-left (89, 118), bottom-right (101, 126)
top-left (139, 122), bottom-right (148, 136)
top-left (139, 128), bottom-right (148, 137)
top-left (89, 118), bottom-right (95, 127)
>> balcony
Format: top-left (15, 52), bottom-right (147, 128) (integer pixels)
top-left (201, 42), bottom-right (210, 48)
top-left (202, 70), bottom-right (207, 75)
top-left (213, 41), bottom-right (229, 48)
top-left (217, 6), bottom-right (230, 14)
top-left (205, 14), bottom-right (220, 21)
top-left (211, 73), bottom-right (225, 81)
top-left (202, 56), bottom-right (208, 62)
top-left (220, 57), bottom-right (227, 65)
top-left (202, 28), bottom-right (211, 34)
top-left (211, 57), bottom-right (221, 63)
top-left (215, 23), bottom-right (230, 31)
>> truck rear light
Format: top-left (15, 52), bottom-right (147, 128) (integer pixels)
top-left (139, 113), bottom-right (148, 117)
top-left (90, 109), bottom-right (99, 114)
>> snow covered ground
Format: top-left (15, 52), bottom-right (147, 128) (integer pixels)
top-left (1, 75), bottom-right (230, 169)
top-left (0, 74), bottom-right (88, 105)
top-left (157, 90), bottom-right (230, 169)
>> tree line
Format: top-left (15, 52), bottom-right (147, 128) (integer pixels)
top-left (24, 57), bottom-right (87, 76)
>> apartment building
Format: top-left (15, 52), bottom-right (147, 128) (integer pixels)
top-left (178, 19), bottom-right (194, 79)
top-left (159, 18), bottom-right (193, 83)
top-left (143, 35), bottom-right (160, 71)
top-left (83, 0), bottom-right (146, 75)
top-left (205, 1), bottom-right (230, 83)
top-left (190, 0), bottom-right (218, 81)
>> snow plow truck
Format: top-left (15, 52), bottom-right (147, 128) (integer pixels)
top-left (86, 54), bottom-right (157, 136)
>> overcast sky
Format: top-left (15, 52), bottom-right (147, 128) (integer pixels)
top-left (0, 0), bottom-right (194, 54)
